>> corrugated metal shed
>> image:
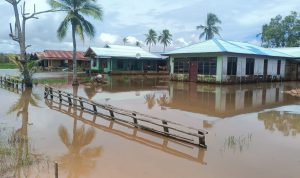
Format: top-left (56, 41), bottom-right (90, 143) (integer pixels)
top-left (271, 47), bottom-right (300, 58)
top-left (37, 50), bottom-right (88, 61)
top-left (164, 39), bottom-right (293, 58)
top-left (86, 45), bottom-right (162, 59)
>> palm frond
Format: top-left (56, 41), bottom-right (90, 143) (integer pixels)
top-left (57, 16), bottom-right (71, 40)
top-left (47, 0), bottom-right (70, 10)
top-left (77, 14), bottom-right (96, 39)
top-left (59, 126), bottom-right (71, 148)
top-left (80, 2), bottom-right (103, 20)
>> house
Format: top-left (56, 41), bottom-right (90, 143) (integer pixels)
top-left (85, 45), bottom-right (168, 74)
top-left (36, 50), bottom-right (90, 70)
top-left (164, 39), bottom-right (299, 83)
top-left (271, 47), bottom-right (300, 81)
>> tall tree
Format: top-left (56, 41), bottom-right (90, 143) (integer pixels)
top-left (145, 29), bottom-right (157, 52)
top-left (158, 29), bottom-right (172, 52)
top-left (123, 37), bottom-right (128, 45)
top-left (259, 11), bottom-right (300, 48)
top-left (197, 13), bottom-right (222, 40)
top-left (5, 0), bottom-right (57, 87)
top-left (48, 0), bottom-right (103, 86)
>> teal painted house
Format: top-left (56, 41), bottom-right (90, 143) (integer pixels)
top-left (164, 39), bottom-right (299, 83)
top-left (85, 45), bottom-right (168, 74)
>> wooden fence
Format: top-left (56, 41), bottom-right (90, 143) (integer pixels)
top-left (0, 76), bottom-right (24, 89)
top-left (45, 99), bottom-right (207, 164)
top-left (44, 86), bottom-right (208, 148)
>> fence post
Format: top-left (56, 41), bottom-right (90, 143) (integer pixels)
top-left (198, 131), bottom-right (206, 148)
top-left (55, 162), bottom-right (58, 178)
top-left (79, 98), bottom-right (84, 110)
top-left (109, 110), bottom-right (115, 119)
top-left (162, 120), bottom-right (169, 134)
top-left (50, 87), bottom-right (54, 100)
top-left (58, 91), bottom-right (62, 103)
top-left (44, 87), bottom-right (48, 99)
top-left (132, 113), bottom-right (138, 127)
top-left (67, 94), bottom-right (72, 106)
top-left (93, 104), bottom-right (97, 113)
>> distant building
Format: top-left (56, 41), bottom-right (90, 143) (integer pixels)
top-left (36, 50), bottom-right (90, 70)
top-left (85, 45), bottom-right (168, 74)
top-left (164, 39), bottom-right (300, 83)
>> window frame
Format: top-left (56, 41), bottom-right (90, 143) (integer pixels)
top-left (174, 59), bottom-right (189, 74)
top-left (245, 58), bottom-right (255, 75)
top-left (227, 57), bottom-right (237, 76)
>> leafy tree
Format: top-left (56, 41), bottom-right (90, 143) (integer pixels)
top-left (145, 29), bottom-right (157, 52)
top-left (197, 13), bottom-right (222, 40)
top-left (48, 0), bottom-right (103, 86)
top-left (259, 11), bottom-right (300, 47)
top-left (123, 37), bottom-right (128, 45)
top-left (158, 29), bottom-right (172, 52)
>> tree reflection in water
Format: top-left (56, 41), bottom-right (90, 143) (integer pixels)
top-left (58, 125), bottom-right (102, 178)
top-left (3, 88), bottom-right (47, 178)
top-left (144, 93), bottom-right (156, 109)
top-left (156, 94), bottom-right (170, 110)
top-left (258, 111), bottom-right (300, 136)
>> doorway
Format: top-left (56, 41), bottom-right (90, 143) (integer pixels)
top-left (189, 60), bottom-right (198, 82)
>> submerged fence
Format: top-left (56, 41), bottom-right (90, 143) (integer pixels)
top-left (44, 86), bottom-right (208, 148)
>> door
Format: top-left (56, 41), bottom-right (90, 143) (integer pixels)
top-left (189, 60), bottom-right (198, 82)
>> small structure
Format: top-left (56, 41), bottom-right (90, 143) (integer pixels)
top-left (164, 39), bottom-right (297, 83)
top-left (271, 47), bottom-right (300, 81)
top-left (85, 45), bottom-right (168, 74)
top-left (36, 50), bottom-right (90, 71)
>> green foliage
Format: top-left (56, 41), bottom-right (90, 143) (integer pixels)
top-left (0, 62), bottom-right (17, 69)
top-left (197, 13), bottom-right (222, 40)
top-left (8, 55), bottom-right (41, 79)
top-left (158, 29), bottom-right (172, 52)
top-left (145, 29), bottom-right (157, 51)
top-left (259, 11), bottom-right (300, 47)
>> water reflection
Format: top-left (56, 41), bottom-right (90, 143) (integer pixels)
top-left (144, 93), bottom-right (156, 109)
top-left (258, 111), bottom-right (300, 136)
top-left (4, 88), bottom-right (48, 177)
top-left (58, 125), bottom-right (102, 178)
top-left (45, 99), bottom-right (206, 164)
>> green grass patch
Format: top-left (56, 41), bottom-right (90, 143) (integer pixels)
top-left (0, 62), bottom-right (17, 69)
top-left (33, 78), bottom-right (68, 85)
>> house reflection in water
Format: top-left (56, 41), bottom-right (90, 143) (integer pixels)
top-left (167, 82), bottom-right (299, 118)
top-left (258, 111), bottom-right (300, 136)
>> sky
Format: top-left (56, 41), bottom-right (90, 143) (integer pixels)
top-left (0, 0), bottom-right (299, 53)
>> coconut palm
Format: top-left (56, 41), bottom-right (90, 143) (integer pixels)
top-left (123, 37), bottom-right (128, 45)
top-left (197, 13), bottom-right (222, 40)
top-left (48, 0), bottom-right (103, 86)
top-left (158, 29), bottom-right (172, 52)
top-left (145, 29), bottom-right (157, 52)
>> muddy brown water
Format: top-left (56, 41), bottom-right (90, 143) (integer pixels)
top-left (0, 72), bottom-right (300, 178)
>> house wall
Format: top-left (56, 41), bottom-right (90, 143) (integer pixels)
top-left (170, 53), bottom-right (288, 84)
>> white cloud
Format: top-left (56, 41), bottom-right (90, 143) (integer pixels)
top-left (99, 33), bottom-right (119, 44)
top-left (176, 38), bottom-right (189, 46)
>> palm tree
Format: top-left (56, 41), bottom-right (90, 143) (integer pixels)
top-left (48, 0), bottom-right (103, 86)
top-left (196, 13), bottom-right (222, 40)
top-left (123, 37), bottom-right (128, 45)
top-left (136, 41), bottom-right (142, 47)
top-left (145, 29), bottom-right (157, 52)
top-left (158, 29), bottom-right (172, 52)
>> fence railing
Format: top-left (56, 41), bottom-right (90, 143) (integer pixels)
top-left (0, 76), bottom-right (24, 89)
top-left (44, 85), bottom-right (208, 148)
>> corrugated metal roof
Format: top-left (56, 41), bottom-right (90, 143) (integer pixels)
top-left (87, 45), bottom-right (162, 59)
top-left (271, 47), bottom-right (300, 58)
top-left (164, 39), bottom-right (293, 58)
top-left (37, 50), bottom-right (88, 61)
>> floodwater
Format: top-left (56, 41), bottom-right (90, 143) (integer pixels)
top-left (0, 71), bottom-right (300, 178)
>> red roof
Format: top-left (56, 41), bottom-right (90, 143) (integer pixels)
top-left (36, 50), bottom-right (88, 61)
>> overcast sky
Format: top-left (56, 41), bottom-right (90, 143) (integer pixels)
top-left (0, 0), bottom-right (299, 53)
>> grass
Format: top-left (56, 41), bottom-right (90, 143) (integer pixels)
top-left (33, 78), bottom-right (68, 85)
top-left (0, 62), bottom-right (17, 69)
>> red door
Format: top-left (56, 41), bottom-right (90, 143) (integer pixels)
top-left (189, 60), bottom-right (198, 82)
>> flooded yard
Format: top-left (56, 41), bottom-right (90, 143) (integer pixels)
top-left (1, 70), bottom-right (300, 178)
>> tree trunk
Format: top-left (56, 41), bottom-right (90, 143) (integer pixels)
top-left (163, 45), bottom-right (166, 52)
top-left (71, 23), bottom-right (79, 86)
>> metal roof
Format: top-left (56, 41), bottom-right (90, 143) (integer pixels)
top-left (164, 39), bottom-right (293, 58)
top-left (271, 47), bottom-right (300, 58)
top-left (36, 50), bottom-right (88, 61)
top-left (86, 45), bottom-right (162, 59)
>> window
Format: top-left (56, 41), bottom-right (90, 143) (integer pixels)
top-left (92, 59), bottom-right (97, 67)
top-left (246, 58), bottom-right (255, 75)
top-left (277, 60), bottom-right (281, 75)
top-left (117, 60), bottom-right (124, 69)
top-left (227, 57), bottom-right (237, 75)
top-left (263, 59), bottom-right (268, 75)
top-left (198, 58), bottom-right (217, 75)
top-left (174, 59), bottom-right (189, 74)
